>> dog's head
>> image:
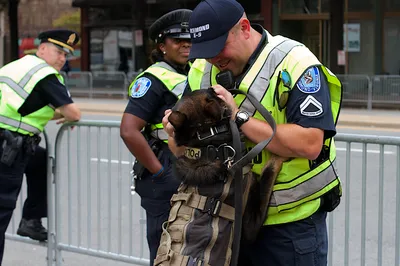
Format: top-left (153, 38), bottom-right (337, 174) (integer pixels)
top-left (168, 88), bottom-right (232, 147)
top-left (168, 88), bottom-right (233, 185)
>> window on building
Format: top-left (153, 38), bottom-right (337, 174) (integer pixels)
top-left (90, 29), bottom-right (134, 73)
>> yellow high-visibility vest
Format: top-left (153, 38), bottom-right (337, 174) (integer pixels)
top-left (188, 32), bottom-right (343, 225)
top-left (129, 61), bottom-right (187, 142)
top-left (0, 55), bottom-right (63, 135)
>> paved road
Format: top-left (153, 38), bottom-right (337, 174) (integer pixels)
top-left (3, 113), bottom-right (400, 266)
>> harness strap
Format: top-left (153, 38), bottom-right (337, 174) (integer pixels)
top-left (170, 193), bottom-right (235, 221)
top-left (228, 89), bottom-right (277, 172)
top-left (228, 89), bottom-right (278, 266)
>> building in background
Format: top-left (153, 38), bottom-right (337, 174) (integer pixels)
top-left (3, 0), bottom-right (396, 75)
top-left (278, 0), bottom-right (400, 75)
top-left (1, 0), bottom-right (81, 68)
top-left (71, 0), bottom-right (271, 73)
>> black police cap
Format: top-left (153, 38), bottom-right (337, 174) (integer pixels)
top-left (38, 29), bottom-right (80, 54)
top-left (149, 9), bottom-right (192, 43)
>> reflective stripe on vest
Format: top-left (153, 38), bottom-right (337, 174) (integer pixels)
top-left (269, 160), bottom-right (337, 207)
top-left (199, 38), bottom-right (302, 116)
top-left (200, 63), bottom-right (212, 89)
top-left (129, 62), bottom-right (187, 142)
top-left (0, 61), bottom-right (53, 134)
top-left (0, 115), bottom-right (41, 134)
top-left (129, 62), bottom-right (186, 98)
top-left (152, 62), bottom-right (186, 97)
top-left (150, 127), bottom-right (169, 141)
top-left (0, 63), bottom-right (48, 100)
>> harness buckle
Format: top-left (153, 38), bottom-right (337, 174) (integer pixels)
top-left (197, 127), bottom-right (216, 141)
top-left (221, 144), bottom-right (236, 166)
top-left (203, 197), bottom-right (222, 217)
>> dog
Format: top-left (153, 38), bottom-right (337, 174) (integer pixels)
top-left (168, 87), bottom-right (284, 243)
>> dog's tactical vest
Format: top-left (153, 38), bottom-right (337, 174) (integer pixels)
top-left (154, 166), bottom-right (253, 266)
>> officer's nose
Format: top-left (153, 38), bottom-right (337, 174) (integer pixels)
top-left (181, 40), bottom-right (191, 47)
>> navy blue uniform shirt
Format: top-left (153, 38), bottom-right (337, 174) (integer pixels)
top-left (124, 61), bottom-right (189, 124)
top-left (18, 74), bottom-right (73, 116)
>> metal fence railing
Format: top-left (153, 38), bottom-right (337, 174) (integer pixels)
top-left (5, 121), bottom-right (400, 266)
top-left (60, 72), bottom-right (400, 109)
top-left (329, 134), bottom-right (400, 266)
top-left (52, 121), bottom-right (149, 265)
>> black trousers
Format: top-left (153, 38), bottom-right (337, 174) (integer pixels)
top-left (135, 147), bottom-right (181, 266)
top-left (0, 141), bottom-right (33, 265)
top-left (22, 146), bottom-right (47, 220)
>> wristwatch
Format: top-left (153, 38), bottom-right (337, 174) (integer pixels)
top-left (234, 110), bottom-right (250, 128)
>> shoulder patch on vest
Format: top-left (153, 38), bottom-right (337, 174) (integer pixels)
top-left (131, 77), bottom-right (152, 98)
top-left (296, 66), bottom-right (321, 94)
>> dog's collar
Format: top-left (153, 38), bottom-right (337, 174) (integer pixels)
top-left (196, 122), bottom-right (230, 141)
top-left (184, 144), bottom-right (236, 164)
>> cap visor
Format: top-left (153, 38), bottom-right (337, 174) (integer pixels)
top-left (188, 32), bottom-right (228, 60)
top-left (168, 33), bottom-right (191, 39)
top-left (54, 44), bottom-right (73, 55)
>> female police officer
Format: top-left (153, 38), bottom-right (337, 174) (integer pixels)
top-left (120, 9), bottom-right (192, 266)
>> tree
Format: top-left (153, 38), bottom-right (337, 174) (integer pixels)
top-left (52, 10), bottom-right (80, 35)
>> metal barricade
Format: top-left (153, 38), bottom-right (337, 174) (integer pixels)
top-left (51, 121), bottom-right (149, 265)
top-left (65, 72), bottom-right (93, 98)
top-left (5, 122), bottom-right (400, 266)
top-left (328, 134), bottom-right (400, 266)
top-left (91, 71), bottom-right (128, 98)
top-left (337, 75), bottom-right (372, 109)
top-left (371, 75), bottom-right (400, 105)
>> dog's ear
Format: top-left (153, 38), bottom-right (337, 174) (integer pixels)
top-left (168, 111), bottom-right (187, 130)
top-left (206, 87), bottom-right (217, 98)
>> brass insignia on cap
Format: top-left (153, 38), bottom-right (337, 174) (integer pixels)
top-left (67, 33), bottom-right (76, 45)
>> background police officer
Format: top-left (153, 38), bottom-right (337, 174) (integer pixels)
top-left (0, 29), bottom-right (81, 263)
top-left (120, 9), bottom-right (192, 266)
top-left (163, 0), bottom-right (343, 265)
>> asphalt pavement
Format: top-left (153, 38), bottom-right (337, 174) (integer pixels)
top-left (3, 99), bottom-right (400, 266)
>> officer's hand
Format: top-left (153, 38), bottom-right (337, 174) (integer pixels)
top-left (212, 85), bottom-right (239, 118)
top-left (55, 118), bottom-right (67, 125)
top-left (162, 109), bottom-right (175, 138)
top-left (55, 118), bottom-right (75, 130)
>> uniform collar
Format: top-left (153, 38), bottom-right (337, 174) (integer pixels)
top-left (242, 24), bottom-right (267, 74)
top-left (161, 59), bottom-right (190, 75)
top-left (233, 24), bottom-right (267, 84)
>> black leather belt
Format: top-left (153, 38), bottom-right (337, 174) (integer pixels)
top-left (0, 128), bottom-right (41, 144)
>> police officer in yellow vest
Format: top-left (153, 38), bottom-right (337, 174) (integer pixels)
top-left (0, 29), bottom-right (81, 263)
top-left (162, 0), bottom-right (343, 265)
top-left (120, 9), bottom-right (192, 266)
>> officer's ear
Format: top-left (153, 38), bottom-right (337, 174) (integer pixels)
top-left (168, 111), bottom-right (187, 130)
top-left (158, 42), bottom-right (166, 54)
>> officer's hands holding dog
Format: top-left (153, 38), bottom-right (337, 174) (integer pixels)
top-left (211, 85), bottom-right (239, 119)
top-left (162, 109), bottom-right (174, 137)
top-left (162, 85), bottom-right (239, 139)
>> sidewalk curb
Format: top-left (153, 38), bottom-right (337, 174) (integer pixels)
top-left (78, 104), bottom-right (400, 129)
top-left (338, 120), bottom-right (400, 129)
